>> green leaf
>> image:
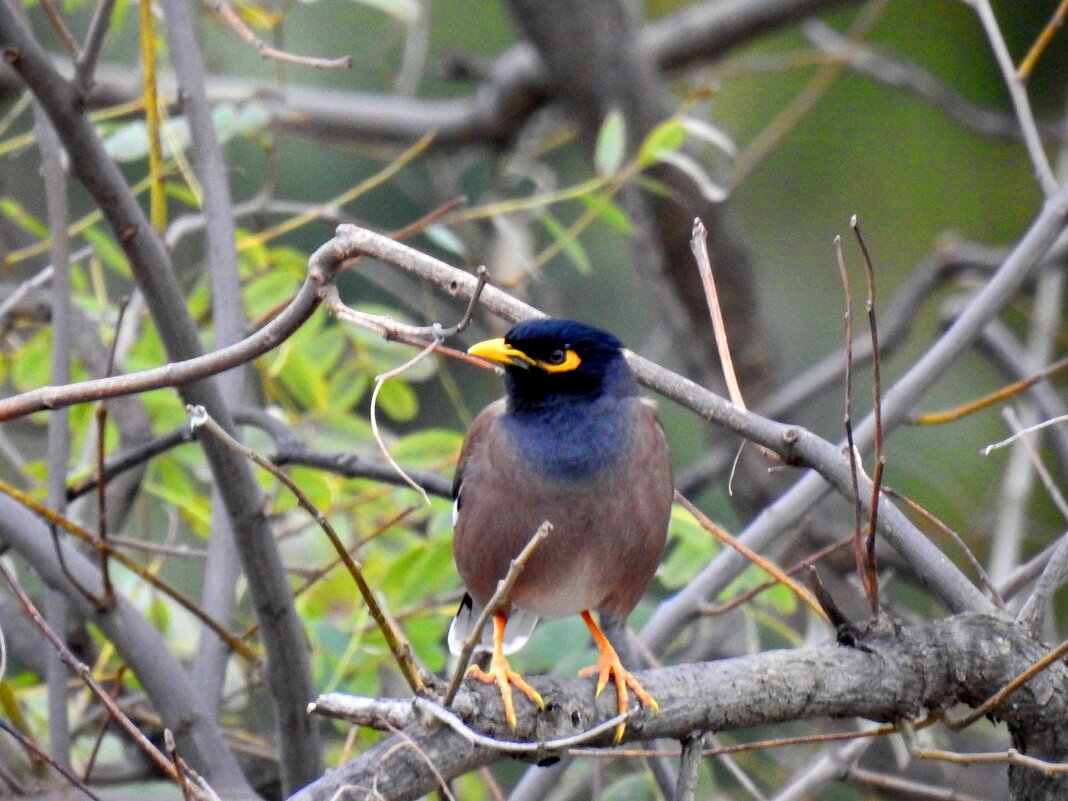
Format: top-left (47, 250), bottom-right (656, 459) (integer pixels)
top-left (405, 616), bottom-right (448, 672)
top-left (274, 466), bottom-right (337, 513)
top-left (145, 460), bottom-right (211, 536)
top-left (389, 428), bottom-right (463, 468)
top-left (165, 181), bottom-right (199, 209)
top-left (83, 226), bottom-right (130, 276)
top-left (760, 579), bottom-right (798, 615)
top-left (380, 536), bottom-right (453, 606)
top-left (307, 408), bottom-right (374, 447)
top-left (0, 199), bottom-right (47, 237)
top-left (245, 270), bottom-right (300, 320)
top-left (539, 211), bottom-right (591, 273)
top-left (579, 194), bottom-right (632, 233)
top-left (278, 348), bottom-right (330, 411)
top-left (325, 365), bottom-right (370, 413)
top-left (637, 118), bottom-right (686, 167)
top-left (594, 109), bottom-right (626, 176)
top-left (147, 595), bottom-right (170, 632)
top-left (376, 379), bottom-right (419, 421)
top-left (11, 329), bottom-right (51, 390)
top-left (658, 504), bottom-right (717, 589)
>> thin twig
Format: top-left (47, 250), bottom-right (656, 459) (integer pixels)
top-left (74, 0), bottom-right (117, 92)
top-left (1016, 528), bottom-right (1068, 633)
top-left (0, 560), bottom-right (197, 796)
top-left (834, 234), bottom-right (866, 602)
top-left (92, 294), bottom-right (131, 609)
top-left (414, 698), bottom-right (626, 752)
top-left (1003, 406), bottom-right (1068, 521)
top-left (852, 216), bottom-right (883, 618)
top-left (37, 0), bottom-right (79, 58)
top-left (206, 0), bottom-right (353, 69)
top-left (67, 425), bottom-right (196, 500)
top-left (188, 405), bottom-right (427, 695)
top-left (911, 744), bottom-right (1068, 775)
top-left (0, 476), bottom-right (258, 661)
top-left (0, 718), bottom-right (101, 801)
top-left (241, 505), bottom-right (418, 641)
top-left (674, 491), bottom-right (829, 623)
top-left (442, 521), bottom-right (553, 708)
top-left (883, 487), bottom-right (1003, 607)
top-left (310, 691), bottom-right (629, 751)
top-left (847, 766), bottom-right (994, 801)
top-left (94, 405), bottom-right (113, 605)
top-left (568, 721), bottom-right (904, 759)
top-left (697, 534), bottom-right (852, 617)
top-left (806, 565), bottom-right (857, 640)
top-left (983, 413), bottom-right (1068, 455)
top-left (379, 720), bottom-right (458, 801)
top-left (911, 353), bottom-right (1068, 425)
top-left (967, 0), bottom-right (1059, 195)
top-left (691, 218), bottom-right (777, 472)
top-left (1017, 0), bottom-right (1068, 81)
top-left (370, 341), bottom-right (442, 505)
top-left (81, 665), bottom-right (127, 783)
top-left (356, 265), bottom-right (489, 503)
top-left (691, 218), bottom-right (744, 410)
top-left (138, 0), bottom-right (166, 232)
top-left (165, 729), bottom-right (194, 801)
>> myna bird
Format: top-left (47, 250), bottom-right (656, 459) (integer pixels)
top-left (449, 318), bottom-right (673, 741)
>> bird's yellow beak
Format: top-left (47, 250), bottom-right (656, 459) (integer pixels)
top-left (467, 337), bottom-right (536, 369)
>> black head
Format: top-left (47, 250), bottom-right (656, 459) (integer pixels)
top-left (468, 318), bottom-right (636, 407)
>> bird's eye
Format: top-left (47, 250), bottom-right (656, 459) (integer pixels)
top-left (546, 349), bottom-right (567, 365)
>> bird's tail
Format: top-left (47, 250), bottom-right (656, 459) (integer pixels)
top-left (447, 593), bottom-right (539, 656)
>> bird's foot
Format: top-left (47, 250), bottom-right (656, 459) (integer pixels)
top-left (468, 654), bottom-right (545, 731)
top-left (579, 651), bottom-right (658, 744)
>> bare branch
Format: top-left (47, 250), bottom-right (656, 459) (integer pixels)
top-left (965, 0), bottom-right (1058, 194)
top-left (189, 405), bottom-right (429, 696)
top-left (292, 614), bottom-right (1068, 801)
top-left (206, 0), bottom-right (353, 69)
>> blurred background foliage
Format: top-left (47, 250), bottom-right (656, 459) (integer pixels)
top-left (2, 0), bottom-right (1068, 798)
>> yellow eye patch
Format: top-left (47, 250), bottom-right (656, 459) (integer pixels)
top-left (534, 349), bottom-right (582, 373)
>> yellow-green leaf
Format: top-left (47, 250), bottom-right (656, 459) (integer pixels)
top-left (637, 118), bottom-right (686, 168)
top-left (594, 109), bottom-right (626, 176)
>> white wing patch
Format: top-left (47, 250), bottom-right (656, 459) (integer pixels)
top-left (448, 594), bottom-right (539, 656)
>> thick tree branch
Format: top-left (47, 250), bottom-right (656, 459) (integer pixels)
top-left (0, 495), bottom-right (256, 799)
top-left (0, 10), bottom-right (323, 791)
top-left (0, 0), bottom-right (858, 149)
top-left (161, 0), bottom-right (254, 723)
top-left (292, 614), bottom-right (1068, 801)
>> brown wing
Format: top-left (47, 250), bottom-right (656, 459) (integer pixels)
top-left (452, 397), bottom-right (673, 622)
top-left (594, 399), bottom-right (673, 620)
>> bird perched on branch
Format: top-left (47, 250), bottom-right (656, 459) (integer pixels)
top-left (449, 318), bottom-right (673, 741)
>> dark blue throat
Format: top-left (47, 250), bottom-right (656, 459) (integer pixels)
top-left (502, 360), bottom-right (638, 483)
top-left (503, 394), bottom-right (631, 483)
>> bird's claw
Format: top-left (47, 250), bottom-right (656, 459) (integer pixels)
top-left (580, 652), bottom-right (658, 743)
top-left (468, 656), bottom-right (544, 731)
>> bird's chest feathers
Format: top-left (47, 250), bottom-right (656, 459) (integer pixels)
top-left (501, 398), bottom-right (631, 484)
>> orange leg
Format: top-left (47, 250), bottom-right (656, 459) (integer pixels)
top-left (467, 613), bottom-right (545, 730)
top-left (578, 610), bottom-right (658, 744)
